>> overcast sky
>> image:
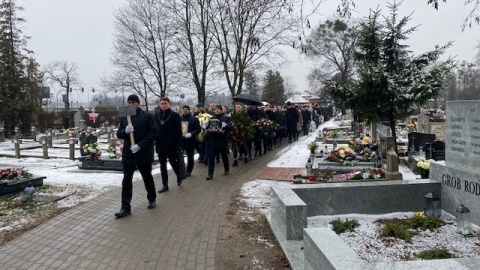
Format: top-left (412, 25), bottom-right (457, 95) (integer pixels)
top-left (20, 0), bottom-right (480, 102)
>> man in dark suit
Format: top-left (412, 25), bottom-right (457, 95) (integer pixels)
top-left (154, 97), bottom-right (183, 193)
top-left (115, 94), bottom-right (158, 218)
top-left (285, 102), bottom-right (299, 143)
top-left (180, 105), bottom-right (201, 177)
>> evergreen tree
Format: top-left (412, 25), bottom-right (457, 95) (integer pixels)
top-left (261, 70), bottom-right (285, 105)
top-left (0, 0), bottom-right (42, 137)
top-left (243, 70), bottom-right (260, 97)
top-left (328, 2), bottom-right (454, 152)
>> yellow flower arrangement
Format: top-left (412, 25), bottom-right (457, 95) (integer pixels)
top-left (414, 157), bottom-right (435, 177)
top-left (196, 113), bottom-right (212, 126)
top-left (415, 157), bottom-right (435, 171)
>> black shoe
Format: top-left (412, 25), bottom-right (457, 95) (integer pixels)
top-left (223, 171), bottom-right (230, 176)
top-left (232, 160), bottom-right (238, 167)
top-left (177, 178), bottom-right (182, 186)
top-left (186, 172), bottom-right (192, 177)
top-left (148, 201), bottom-right (156, 209)
top-left (115, 209), bottom-right (131, 218)
top-left (158, 186), bottom-right (169, 193)
top-left (206, 175), bottom-right (213, 180)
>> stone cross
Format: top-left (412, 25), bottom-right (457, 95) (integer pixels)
top-left (12, 133), bottom-right (22, 159)
top-left (66, 137), bottom-right (78, 161)
top-left (385, 148), bottom-right (403, 180)
top-left (0, 126), bottom-right (4, 142)
top-left (30, 125), bottom-right (36, 141)
top-left (46, 128), bottom-right (53, 148)
top-left (39, 136), bottom-right (49, 159)
top-left (106, 126), bottom-right (112, 142)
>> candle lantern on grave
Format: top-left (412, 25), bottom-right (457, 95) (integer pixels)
top-left (456, 204), bottom-right (474, 236)
top-left (424, 192), bottom-right (441, 218)
top-left (306, 157), bottom-right (313, 176)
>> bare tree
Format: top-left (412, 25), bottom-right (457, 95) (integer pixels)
top-left (110, 0), bottom-right (179, 107)
top-left (43, 60), bottom-right (80, 111)
top-left (209, 0), bottom-right (296, 97)
top-left (305, 18), bottom-right (359, 113)
top-left (166, 0), bottom-right (217, 104)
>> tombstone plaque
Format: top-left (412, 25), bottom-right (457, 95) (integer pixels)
top-left (429, 140), bottom-right (445, 161)
top-left (407, 132), bottom-right (436, 152)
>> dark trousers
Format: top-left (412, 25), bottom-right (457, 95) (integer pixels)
top-left (303, 123), bottom-right (309, 135)
top-left (196, 141), bottom-right (206, 161)
top-left (185, 148), bottom-right (195, 173)
top-left (158, 152), bottom-right (180, 187)
top-left (121, 163), bottom-right (156, 210)
top-left (207, 146), bottom-right (229, 176)
top-left (287, 125), bottom-right (295, 142)
top-left (232, 143), bottom-right (247, 161)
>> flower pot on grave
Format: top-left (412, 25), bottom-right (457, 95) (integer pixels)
top-left (421, 170), bottom-right (429, 179)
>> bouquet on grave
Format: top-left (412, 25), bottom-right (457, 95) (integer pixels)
top-left (0, 167), bottom-right (33, 181)
top-left (82, 142), bottom-right (101, 155)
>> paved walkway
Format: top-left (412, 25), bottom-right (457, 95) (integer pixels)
top-left (0, 145), bottom-right (290, 270)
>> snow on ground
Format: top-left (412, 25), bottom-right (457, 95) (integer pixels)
top-left (267, 120), bottom-right (339, 168)
top-left (308, 212), bottom-right (480, 263)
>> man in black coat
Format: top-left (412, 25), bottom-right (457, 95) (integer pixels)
top-left (285, 102), bottom-right (299, 143)
top-left (206, 105), bottom-right (231, 180)
top-left (180, 105), bottom-right (201, 177)
top-left (154, 97), bottom-right (183, 193)
top-left (247, 104), bottom-right (267, 159)
top-left (115, 94), bottom-right (158, 218)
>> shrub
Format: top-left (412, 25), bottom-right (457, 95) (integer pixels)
top-left (329, 218), bottom-right (360, 234)
top-left (378, 216), bottom-right (446, 243)
top-left (415, 248), bottom-right (454, 260)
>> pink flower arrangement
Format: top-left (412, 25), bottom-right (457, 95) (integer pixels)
top-left (0, 167), bottom-right (33, 181)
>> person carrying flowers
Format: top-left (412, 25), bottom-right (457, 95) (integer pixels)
top-left (230, 102), bottom-right (254, 166)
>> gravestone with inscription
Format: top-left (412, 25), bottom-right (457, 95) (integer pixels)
top-left (429, 100), bottom-right (480, 227)
top-left (407, 132), bottom-right (436, 152)
top-left (425, 140), bottom-right (445, 161)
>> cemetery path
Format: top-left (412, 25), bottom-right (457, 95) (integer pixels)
top-left (0, 143), bottom-right (292, 270)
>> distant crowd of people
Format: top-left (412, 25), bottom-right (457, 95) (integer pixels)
top-left (114, 94), bottom-right (335, 218)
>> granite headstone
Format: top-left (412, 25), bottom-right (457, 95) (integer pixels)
top-left (407, 132), bottom-right (436, 152)
top-left (429, 100), bottom-right (480, 227)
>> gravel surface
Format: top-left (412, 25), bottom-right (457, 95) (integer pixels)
top-left (308, 212), bottom-right (480, 263)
